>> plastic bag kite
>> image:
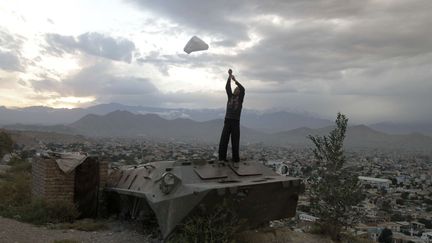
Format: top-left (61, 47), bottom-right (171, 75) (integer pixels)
top-left (184, 36), bottom-right (209, 54)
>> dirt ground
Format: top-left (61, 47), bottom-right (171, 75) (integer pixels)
top-left (1, 216), bottom-right (351, 243)
top-left (0, 217), bottom-right (154, 243)
top-left (235, 227), bottom-right (335, 243)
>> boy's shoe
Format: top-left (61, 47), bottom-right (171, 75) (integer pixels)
top-left (232, 162), bottom-right (240, 169)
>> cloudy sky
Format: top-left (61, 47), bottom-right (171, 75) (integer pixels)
top-left (0, 0), bottom-right (431, 123)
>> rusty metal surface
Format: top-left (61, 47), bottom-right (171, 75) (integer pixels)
top-left (106, 160), bottom-right (304, 238)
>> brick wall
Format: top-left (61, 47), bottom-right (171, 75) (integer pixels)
top-left (32, 156), bottom-right (109, 214)
top-left (97, 160), bottom-right (108, 216)
top-left (32, 158), bottom-right (75, 203)
top-left (99, 160), bottom-right (108, 189)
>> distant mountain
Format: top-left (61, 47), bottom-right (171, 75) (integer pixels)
top-left (0, 103), bottom-right (333, 133)
top-left (4, 111), bottom-right (432, 150)
top-left (241, 111), bottom-right (332, 133)
top-left (1, 102), bottom-right (432, 137)
top-left (70, 110), bottom-right (264, 143)
top-left (268, 125), bottom-right (432, 150)
top-left (0, 105), bottom-right (86, 125)
top-left (370, 122), bottom-right (432, 136)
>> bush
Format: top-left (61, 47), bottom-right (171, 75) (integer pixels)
top-left (0, 131), bottom-right (13, 157)
top-left (0, 196), bottom-right (79, 225)
top-left (418, 218), bottom-right (432, 229)
top-left (308, 223), bottom-right (325, 235)
top-left (311, 223), bottom-right (342, 240)
top-left (53, 240), bottom-right (80, 243)
top-left (0, 170), bottom-right (32, 213)
top-left (169, 200), bottom-right (243, 243)
top-left (50, 219), bottom-right (109, 231)
top-left (391, 213), bottom-right (404, 221)
top-left (309, 223), bottom-right (372, 243)
top-left (0, 158), bottom-right (79, 225)
top-left (7, 157), bottom-right (32, 173)
top-left (18, 199), bottom-right (79, 225)
top-left (378, 228), bottom-right (393, 243)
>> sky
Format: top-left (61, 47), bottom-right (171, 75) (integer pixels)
top-left (0, 0), bottom-right (431, 124)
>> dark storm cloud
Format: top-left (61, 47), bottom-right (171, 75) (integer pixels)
top-left (127, 0), bottom-right (370, 46)
top-left (129, 0), bottom-right (432, 122)
top-left (233, 4), bottom-right (432, 85)
top-left (45, 32), bottom-right (136, 63)
top-left (128, 0), bottom-right (251, 44)
top-left (131, 0), bottom-right (432, 84)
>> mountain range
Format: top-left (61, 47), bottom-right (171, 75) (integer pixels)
top-left (4, 110), bottom-right (432, 151)
top-left (1, 103), bottom-right (431, 136)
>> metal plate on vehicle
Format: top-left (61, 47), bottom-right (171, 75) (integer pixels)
top-left (194, 166), bottom-right (228, 179)
top-left (230, 163), bottom-right (262, 176)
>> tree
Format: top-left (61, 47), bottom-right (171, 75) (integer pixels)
top-left (391, 213), bottom-right (404, 221)
top-left (418, 218), bottom-right (432, 229)
top-left (378, 228), bottom-right (393, 243)
top-left (401, 192), bottom-right (409, 200)
top-left (381, 200), bottom-right (392, 213)
top-left (0, 131), bottom-right (13, 158)
top-left (308, 113), bottom-right (364, 240)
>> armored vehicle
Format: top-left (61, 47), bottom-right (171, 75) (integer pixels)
top-left (106, 160), bottom-right (303, 238)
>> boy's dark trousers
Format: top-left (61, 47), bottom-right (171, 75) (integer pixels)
top-left (218, 118), bottom-right (240, 162)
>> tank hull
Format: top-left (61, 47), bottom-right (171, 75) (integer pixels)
top-left (106, 160), bottom-right (303, 238)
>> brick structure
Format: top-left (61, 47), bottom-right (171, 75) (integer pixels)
top-left (32, 157), bottom-right (75, 202)
top-left (98, 160), bottom-right (108, 189)
top-left (32, 154), bottom-right (108, 217)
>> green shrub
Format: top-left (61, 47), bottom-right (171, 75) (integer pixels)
top-left (0, 158), bottom-right (32, 216)
top-left (53, 240), bottom-right (80, 243)
top-left (169, 200), bottom-right (242, 243)
top-left (308, 223), bottom-right (324, 235)
top-left (0, 171), bottom-right (31, 213)
top-left (0, 158), bottom-right (79, 225)
top-left (7, 158), bottom-right (32, 173)
top-left (50, 219), bottom-right (109, 231)
top-left (18, 199), bottom-right (79, 225)
top-left (0, 131), bottom-right (13, 157)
